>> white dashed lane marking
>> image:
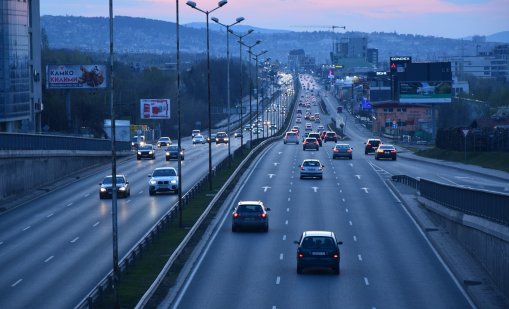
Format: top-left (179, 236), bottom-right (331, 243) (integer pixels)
top-left (44, 256), bottom-right (54, 263)
top-left (47, 213), bottom-right (54, 218)
top-left (22, 226), bottom-right (31, 231)
top-left (11, 279), bottom-right (23, 287)
top-left (70, 237), bottom-right (79, 243)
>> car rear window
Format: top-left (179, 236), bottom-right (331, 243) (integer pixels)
top-left (286, 132), bottom-right (297, 137)
top-left (303, 161), bottom-right (320, 166)
top-left (301, 237), bottom-right (335, 249)
top-left (237, 205), bottom-right (262, 212)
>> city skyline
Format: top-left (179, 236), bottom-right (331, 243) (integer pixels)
top-left (40, 0), bottom-right (509, 39)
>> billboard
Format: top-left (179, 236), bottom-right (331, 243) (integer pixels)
top-left (140, 99), bottom-right (171, 119)
top-left (46, 65), bottom-right (107, 89)
top-left (399, 81), bottom-right (452, 103)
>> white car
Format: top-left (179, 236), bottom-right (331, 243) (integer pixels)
top-left (193, 134), bottom-right (205, 144)
top-left (157, 137), bottom-right (172, 148)
top-left (192, 129), bottom-right (200, 137)
top-left (296, 117), bottom-right (302, 124)
top-left (148, 167), bottom-right (178, 195)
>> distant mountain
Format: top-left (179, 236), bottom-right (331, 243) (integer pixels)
top-left (41, 15), bottom-right (505, 64)
top-left (184, 22), bottom-right (291, 34)
top-left (487, 31), bottom-right (509, 43)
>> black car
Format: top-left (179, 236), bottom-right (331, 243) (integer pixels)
top-left (165, 145), bottom-right (184, 161)
top-left (215, 132), bottom-right (229, 144)
top-left (206, 133), bottom-right (217, 143)
top-left (137, 144), bottom-right (156, 160)
top-left (375, 144), bottom-right (397, 160)
top-left (332, 143), bottom-right (353, 160)
top-left (303, 137), bottom-right (319, 151)
top-left (323, 131), bottom-right (337, 143)
top-left (364, 139), bottom-right (382, 154)
top-left (99, 175), bottom-right (130, 199)
top-left (232, 201), bottom-right (270, 232)
top-left (295, 231), bottom-right (342, 275)
top-left (307, 132), bottom-right (322, 146)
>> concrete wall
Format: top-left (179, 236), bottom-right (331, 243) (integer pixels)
top-left (0, 150), bottom-right (130, 206)
top-left (419, 196), bottom-right (509, 300)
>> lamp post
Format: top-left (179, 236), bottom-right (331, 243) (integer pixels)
top-left (186, 0), bottom-right (228, 190)
top-left (249, 49), bottom-right (268, 139)
top-left (240, 40), bottom-right (261, 142)
top-left (229, 29), bottom-right (254, 150)
top-left (176, 0), bottom-right (183, 227)
top-left (211, 16), bottom-right (244, 167)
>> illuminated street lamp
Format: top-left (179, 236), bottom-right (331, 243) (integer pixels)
top-left (186, 0), bottom-right (228, 190)
top-left (239, 39), bottom-right (261, 142)
top-left (211, 16), bottom-right (244, 166)
top-left (229, 29), bottom-right (254, 149)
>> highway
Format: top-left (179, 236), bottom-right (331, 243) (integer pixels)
top-left (169, 75), bottom-right (482, 309)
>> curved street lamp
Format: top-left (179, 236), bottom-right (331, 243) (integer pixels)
top-left (211, 16), bottom-right (244, 166)
top-left (186, 0), bottom-right (228, 190)
top-left (229, 29), bottom-right (254, 150)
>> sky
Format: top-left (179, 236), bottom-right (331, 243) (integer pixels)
top-left (40, 0), bottom-right (509, 39)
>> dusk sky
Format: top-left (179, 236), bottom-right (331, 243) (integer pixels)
top-left (40, 0), bottom-right (509, 39)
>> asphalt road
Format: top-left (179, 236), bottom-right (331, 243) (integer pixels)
top-left (171, 75), bottom-right (476, 309)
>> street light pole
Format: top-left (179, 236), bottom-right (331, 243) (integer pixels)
top-left (211, 16), bottom-right (245, 167)
top-left (229, 29), bottom-right (254, 151)
top-left (186, 0), bottom-right (228, 190)
top-left (249, 50), bottom-right (268, 140)
top-left (176, 0), bottom-right (183, 227)
top-left (240, 40), bottom-right (261, 143)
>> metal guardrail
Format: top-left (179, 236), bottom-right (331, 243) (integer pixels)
top-left (0, 132), bottom-right (131, 152)
top-left (391, 175), bottom-right (509, 226)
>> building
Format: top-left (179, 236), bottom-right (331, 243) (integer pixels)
top-left (449, 44), bottom-right (509, 82)
top-left (0, 0), bottom-right (42, 132)
top-left (287, 49), bottom-right (315, 73)
top-left (372, 101), bottom-right (434, 138)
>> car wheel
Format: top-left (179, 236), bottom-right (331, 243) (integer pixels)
top-left (284, 141), bottom-right (287, 144)
top-left (137, 157), bottom-right (141, 160)
top-left (297, 265), bottom-right (303, 274)
top-left (166, 158), bottom-right (169, 161)
top-left (232, 225), bottom-right (237, 232)
top-left (393, 157), bottom-right (397, 161)
top-left (300, 175), bottom-right (304, 179)
top-left (297, 142), bottom-right (299, 144)
top-left (99, 194), bottom-right (104, 199)
top-left (364, 152), bottom-right (368, 155)
top-left (349, 156), bottom-right (352, 160)
top-left (263, 225), bottom-right (269, 233)
top-left (375, 156), bottom-right (379, 160)
top-left (149, 190), bottom-right (155, 196)
top-left (333, 266), bottom-right (340, 275)
top-left (319, 176), bottom-right (323, 180)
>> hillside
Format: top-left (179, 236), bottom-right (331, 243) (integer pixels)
top-left (41, 15), bottom-right (505, 64)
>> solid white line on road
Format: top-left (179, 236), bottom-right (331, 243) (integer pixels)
top-left (364, 277), bottom-right (370, 286)
top-left (283, 235), bottom-right (287, 241)
top-left (285, 220), bottom-right (288, 225)
top-left (66, 202), bottom-right (73, 207)
top-left (358, 254), bottom-right (363, 261)
top-left (44, 256), bottom-right (54, 263)
top-left (47, 213), bottom-right (54, 218)
top-left (349, 221), bottom-right (353, 226)
top-left (22, 226), bottom-right (31, 231)
top-left (93, 221), bottom-right (100, 227)
top-left (345, 208), bottom-right (349, 213)
top-left (280, 253), bottom-right (284, 260)
top-left (276, 276), bottom-right (281, 285)
top-left (70, 237), bottom-right (79, 243)
top-left (287, 208), bottom-right (290, 212)
top-left (11, 279), bottom-right (22, 287)
top-left (353, 235), bottom-right (357, 242)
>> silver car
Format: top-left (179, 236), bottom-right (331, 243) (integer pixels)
top-left (148, 167), bottom-right (178, 195)
top-left (299, 159), bottom-right (324, 179)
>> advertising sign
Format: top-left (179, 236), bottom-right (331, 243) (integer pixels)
top-left (140, 99), bottom-right (171, 119)
top-left (46, 65), bottom-right (107, 89)
top-left (399, 81), bottom-right (452, 103)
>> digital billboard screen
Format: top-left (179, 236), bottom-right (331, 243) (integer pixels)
top-left (46, 65), bottom-right (107, 89)
top-left (399, 81), bottom-right (452, 103)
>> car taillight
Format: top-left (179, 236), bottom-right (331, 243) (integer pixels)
top-left (260, 213), bottom-right (267, 218)
top-left (391, 150), bottom-right (397, 153)
top-left (333, 253), bottom-right (339, 259)
top-left (367, 143), bottom-right (371, 146)
top-left (298, 252), bottom-right (304, 259)
top-left (314, 141), bottom-right (318, 144)
top-left (233, 213), bottom-right (240, 218)
top-left (347, 149), bottom-right (352, 153)
top-left (300, 166), bottom-right (304, 170)
top-left (319, 166), bottom-right (323, 171)
top-left (334, 149), bottom-right (339, 152)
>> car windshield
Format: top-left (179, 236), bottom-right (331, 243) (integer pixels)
top-left (139, 145), bottom-right (152, 150)
top-left (237, 205), bottom-right (263, 213)
top-left (152, 169), bottom-right (177, 177)
top-left (168, 146), bottom-right (178, 151)
top-left (301, 236), bottom-right (335, 249)
top-left (337, 145), bottom-right (350, 149)
top-left (103, 176), bottom-right (125, 184)
top-left (159, 137), bottom-right (170, 141)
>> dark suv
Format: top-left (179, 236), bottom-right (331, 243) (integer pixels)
top-left (323, 131), bottom-right (337, 143)
top-left (232, 201), bottom-right (270, 232)
top-left (364, 139), bottom-right (382, 154)
top-left (307, 132), bottom-right (322, 146)
top-left (294, 231), bottom-right (343, 275)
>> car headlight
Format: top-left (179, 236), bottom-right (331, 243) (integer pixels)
top-left (137, 151), bottom-right (141, 155)
top-left (224, 138), bottom-right (229, 141)
top-left (100, 188), bottom-right (107, 192)
top-left (166, 152), bottom-right (170, 156)
top-left (149, 180), bottom-right (157, 185)
top-left (149, 151), bottom-right (153, 154)
top-left (170, 180), bottom-right (177, 184)
top-left (118, 186), bottom-right (126, 191)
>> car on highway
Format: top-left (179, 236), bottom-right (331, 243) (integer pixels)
top-left (148, 167), bottom-right (178, 195)
top-left (299, 159), bottom-right (324, 179)
top-left (296, 117), bottom-right (302, 124)
top-left (364, 138), bottom-right (382, 154)
top-left (234, 131), bottom-right (243, 138)
top-left (375, 144), bottom-right (397, 160)
top-left (156, 136), bottom-right (172, 148)
top-left (323, 131), bottom-right (338, 143)
top-left (215, 131), bottom-right (229, 144)
top-left (207, 133), bottom-right (217, 143)
top-left (317, 125), bottom-right (325, 132)
top-left (284, 131), bottom-right (299, 144)
top-left (192, 134), bottom-right (206, 144)
top-left (165, 145), bottom-right (184, 161)
top-left (192, 129), bottom-right (200, 137)
top-left (244, 124), bottom-right (251, 131)
top-left (99, 175), bottom-right (130, 199)
top-left (332, 143), bottom-right (353, 160)
top-left (231, 200), bottom-right (270, 232)
top-left (303, 137), bottom-right (319, 151)
top-left (294, 231), bottom-right (342, 275)
top-left (137, 144), bottom-right (156, 160)
top-left (305, 123), bottom-right (312, 131)
top-left (307, 132), bottom-right (322, 146)
top-left (131, 135), bottom-right (145, 149)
